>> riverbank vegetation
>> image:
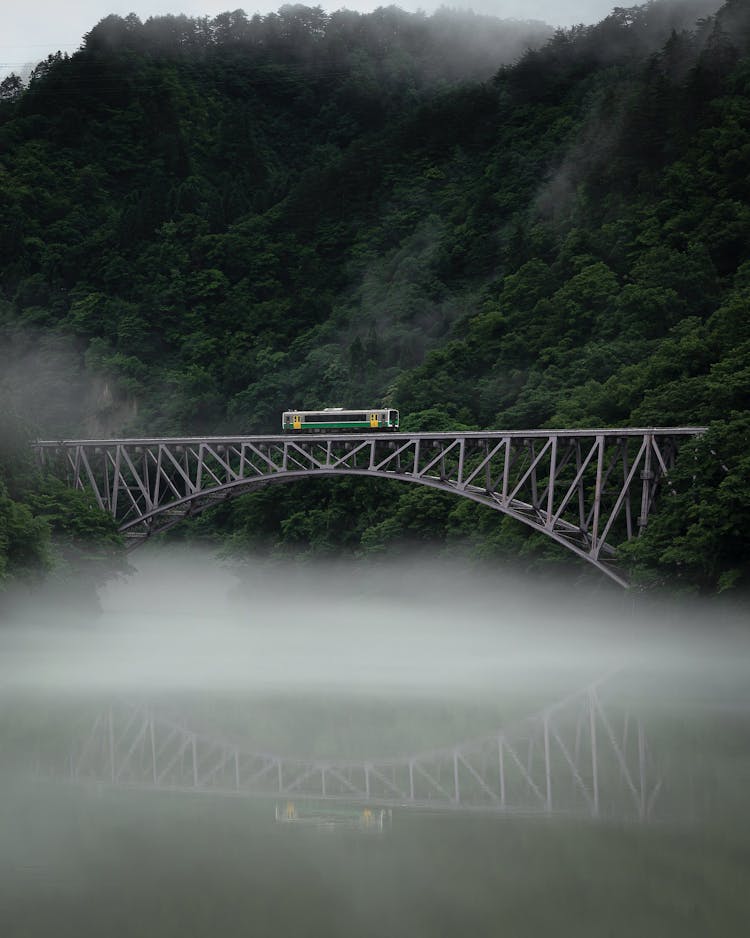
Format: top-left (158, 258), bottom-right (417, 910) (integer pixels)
top-left (1, 1), bottom-right (748, 595)
top-left (0, 413), bottom-right (125, 606)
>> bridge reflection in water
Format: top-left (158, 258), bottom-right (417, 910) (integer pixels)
top-left (52, 679), bottom-right (661, 826)
top-left (34, 428), bottom-right (705, 586)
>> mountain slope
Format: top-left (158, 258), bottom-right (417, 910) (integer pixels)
top-left (1, 0), bottom-right (747, 593)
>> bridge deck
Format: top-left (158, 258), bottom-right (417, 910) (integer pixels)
top-left (35, 427), bottom-right (707, 447)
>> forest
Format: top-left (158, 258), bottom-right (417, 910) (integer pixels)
top-left (0, 0), bottom-right (748, 597)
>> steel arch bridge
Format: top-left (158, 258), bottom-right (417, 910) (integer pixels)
top-left (34, 427), bottom-right (705, 588)
top-left (49, 681), bottom-right (662, 824)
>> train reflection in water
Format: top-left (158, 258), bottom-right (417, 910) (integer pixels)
top-left (275, 801), bottom-right (392, 834)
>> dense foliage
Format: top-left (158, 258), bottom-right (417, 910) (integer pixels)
top-left (0, 412), bottom-right (125, 605)
top-left (1, 1), bottom-right (748, 593)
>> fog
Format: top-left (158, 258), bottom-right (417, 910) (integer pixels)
top-left (3, 546), bottom-right (747, 699)
top-left (0, 1), bottom-right (705, 81)
top-left (0, 554), bottom-right (628, 696)
top-left (1, 548), bottom-right (749, 936)
top-left (3, 545), bottom-right (749, 746)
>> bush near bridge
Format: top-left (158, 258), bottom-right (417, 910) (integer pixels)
top-left (1, 0), bottom-right (749, 594)
top-left (0, 412), bottom-right (126, 607)
top-left (619, 414), bottom-right (750, 593)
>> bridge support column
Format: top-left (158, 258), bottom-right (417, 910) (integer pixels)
top-left (638, 434), bottom-right (654, 530)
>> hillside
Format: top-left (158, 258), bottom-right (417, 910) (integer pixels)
top-left (1, 0), bottom-right (748, 594)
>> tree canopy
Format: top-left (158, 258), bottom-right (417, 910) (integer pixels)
top-left (1, 1), bottom-right (748, 594)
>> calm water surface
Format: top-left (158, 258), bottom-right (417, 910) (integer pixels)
top-left (1, 552), bottom-right (748, 937)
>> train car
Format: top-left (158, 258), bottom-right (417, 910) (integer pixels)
top-left (281, 407), bottom-right (399, 432)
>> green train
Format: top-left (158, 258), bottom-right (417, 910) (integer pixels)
top-left (281, 407), bottom-right (400, 431)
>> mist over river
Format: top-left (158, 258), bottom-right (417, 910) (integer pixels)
top-left (1, 548), bottom-right (749, 937)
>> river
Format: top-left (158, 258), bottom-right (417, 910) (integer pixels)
top-left (1, 548), bottom-right (748, 937)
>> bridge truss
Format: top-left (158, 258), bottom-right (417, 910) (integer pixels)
top-left (54, 682), bottom-right (662, 824)
top-left (34, 428), bottom-right (704, 586)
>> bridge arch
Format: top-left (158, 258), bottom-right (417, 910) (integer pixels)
top-left (34, 428), bottom-right (705, 589)
top-left (124, 468), bottom-right (628, 585)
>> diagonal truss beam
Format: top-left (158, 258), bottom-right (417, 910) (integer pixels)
top-left (33, 428), bottom-right (706, 588)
